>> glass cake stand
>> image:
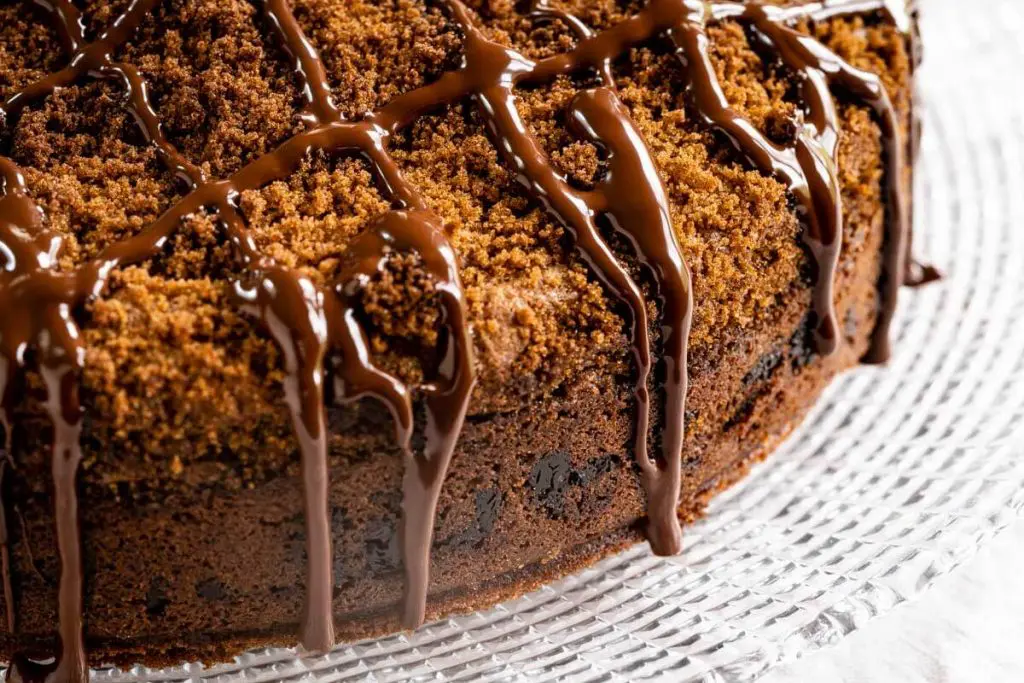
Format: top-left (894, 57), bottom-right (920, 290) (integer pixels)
top-left (34, 0), bottom-right (1024, 680)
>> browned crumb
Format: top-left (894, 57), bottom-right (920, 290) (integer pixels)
top-left (0, 0), bottom-right (908, 481)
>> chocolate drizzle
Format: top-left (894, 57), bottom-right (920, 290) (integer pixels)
top-left (902, 1), bottom-right (939, 289)
top-left (437, 0), bottom-right (696, 553)
top-left (0, 0), bottom-right (928, 677)
top-left (0, 149), bottom-right (89, 682)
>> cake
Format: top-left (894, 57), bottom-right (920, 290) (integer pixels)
top-left (0, 0), bottom-right (926, 678)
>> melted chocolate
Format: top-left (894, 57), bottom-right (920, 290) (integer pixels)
top-left (902, 2), bottom-right (940, 289)
top-left (0, 385), bottom-right (15, 638)
top-left (0, 0), bottom-right (928, 677)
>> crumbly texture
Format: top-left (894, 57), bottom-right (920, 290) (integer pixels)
top-left (0, 0), bottom-right (911, 666)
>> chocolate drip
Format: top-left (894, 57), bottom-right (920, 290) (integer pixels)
top-left (736, 2), bottom-right (912, 361)
top-left (258, 0), bottom-right (476, 635)
top-left (0, 150), bottom-right (88, 682)
top-left (528, 0), bottom-right (919, 362)
top-left (902, 3), bottom-right (939, 289)
top-left (0, 457), bottom-right (14, 636)
top-left (702, 1), bottom-right (845, 355)
top-left (37, 367), bottom-right (86, 683)
top-left (331, 208), bottom-right (474, 626)
top-left (0, 198), bottom-right (17, 644)
top-left (438, 0), bottom-right (695, 553)
top-left (568, 89), bottom-right (693, 554)
top-left (750, 0), bottom-right (926, 357)
top-left (905, 262), bottom-right (940, 287)
top-left (0, 0), bottom-right (926, 674)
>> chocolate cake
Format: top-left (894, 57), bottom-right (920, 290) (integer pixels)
top-left (0, 0), bottom-right (928, 678)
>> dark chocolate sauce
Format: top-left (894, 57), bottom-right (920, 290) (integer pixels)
top-left (905, 262), bottom-right (941, 287)
top-left (902, 2), bottom-right (940, 289)
top-left (0, 346), bottom-right (17, 640)
top-left (439, 0), bottom-right (695, 553)
top-left (0, 151), bottom-right (88, 683)
top-left (258, 0), bottom-right (476, 635)
top-left (0, 0), bottom-right (927, 676)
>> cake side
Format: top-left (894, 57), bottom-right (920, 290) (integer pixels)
top-left (0, 0), bottom-right (913, 669)
top-left (1, 272), bottom-right (880, 668)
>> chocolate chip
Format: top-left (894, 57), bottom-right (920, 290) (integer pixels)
top-left (729, 346), bottom-right (786, 431)
top-left (195, 578), bottom-right (226, 601)
top-left (364, 517), bottom-right (401, 573)
top-left (742, 348), bottom-right (783, 387)
top-left (789, 314), bottom-right (817, 370)
top-left (724, 396), bottom-right (757, 432)
top-left (528, 451), bottom-right (618, 519)
top-left (571, 454), bottom-right (616, 487)
top-left (528, 451), bottom-right (573, 518)
top-left (145, 576), bottom-right (170, 617)
top-left (444, 488), bottom-right (504, 550)
top-left (474, 488), bottom-right (502, 535)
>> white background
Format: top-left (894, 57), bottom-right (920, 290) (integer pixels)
top-left (762, 520), bottom-right (1024, 682)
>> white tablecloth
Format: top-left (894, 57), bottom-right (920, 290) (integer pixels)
top-left (762, 521), bottom-right (1024, 682)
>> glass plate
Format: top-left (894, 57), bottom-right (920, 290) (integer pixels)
top-left (77, 0), bottom-right (1024, 680)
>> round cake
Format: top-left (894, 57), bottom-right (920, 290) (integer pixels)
top-left (0, 0), bottom-right (924, 678)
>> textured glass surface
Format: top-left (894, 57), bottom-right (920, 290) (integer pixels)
top-left (81, 0), bottom-right (1024, 680)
